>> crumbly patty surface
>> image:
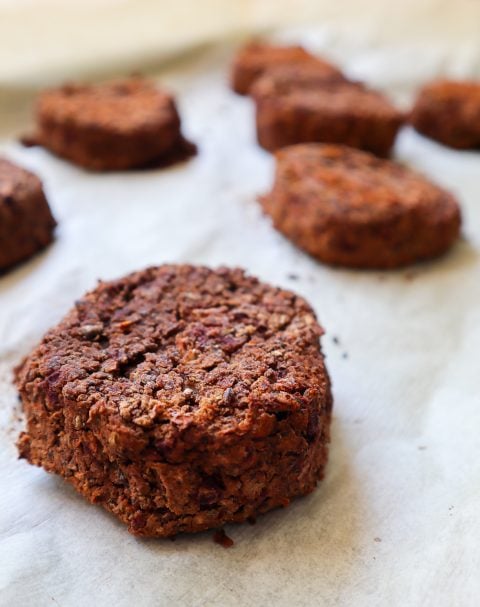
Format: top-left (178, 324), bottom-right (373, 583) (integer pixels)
top-left (0, 157), bottom-right (56, 272)
top-left (230, 41), bottom-right (342, 95)
top-left (17, 265), bottom-right (332, 537)
top-left (34, 78), bottom-right (187, 171)
top-left (410, 79), bottom-right (480, 149)
top-left (253, 79), bottom-right (404, 155)
top-left (261, 144), bottom-right (461, 269)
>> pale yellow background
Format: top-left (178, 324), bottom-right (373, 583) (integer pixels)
top-left (0, 0), bottom-right (479, 85)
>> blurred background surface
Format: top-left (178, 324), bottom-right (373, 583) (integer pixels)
top-left (0, 0), bottom-right (479, 86)
top-left (1, 0), bottom-right (479, 139)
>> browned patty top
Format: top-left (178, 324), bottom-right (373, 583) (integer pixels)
top-left (414, 79), bottom-right (480, 107)
top-left (411, 80), bottom-right (480, 126)
top-left (237, 41), bottom-right (315, 60)
top-left (233, 42), bottom-right (342, 87)
top-left (234, 41), bottom-right (326, 69)
top-left (16, 265), bottom-right (328, 459)
top-left (36, 78), bottom-right (178, 135)
top-left (254, 78), bottom-right (402, 120)
top-left (268, 144), bottom-right (459, 224)
top-left (0, 157), bottom-right (43, 202)
top-left (251, 63), bottom-right (348, 98)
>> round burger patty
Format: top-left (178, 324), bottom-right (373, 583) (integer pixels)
top-left (260, 144), bottom-right (461, 269)
top-left (231, 41), bottom-right (343, 95)
top-left (410, 79), bottom-right (480, 149)
top-left (33, 77), bottom-right (193, 171)
top-left (252, 76), bottom-right (404, 156)
top-left (16, 264), bottom-right (333, 537)
top-left (0, 157), bottom-right (56, 272)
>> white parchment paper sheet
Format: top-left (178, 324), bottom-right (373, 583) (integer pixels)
top-left (1, 36), bottom-right (480, 607)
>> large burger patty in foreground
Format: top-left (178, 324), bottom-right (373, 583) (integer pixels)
top-left (16, 264), bottom-right (333, 537)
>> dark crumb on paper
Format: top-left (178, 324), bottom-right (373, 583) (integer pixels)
top-left (287, 273), bottom-right (299, 281)
top-left (418, 445), bottom-right (427, 451)
top-left (353, 418), bottom-right (363, 424)
top-left (374, 537), bottom-right (382, 543)
top-left (332, 335), bottom-right (340, 345)
top-left (213, 529), bottom-right (234, 548)
top-left (342, 352), bottom-right (349, 359)
top-left (247, 516), bottom-right (257, 525)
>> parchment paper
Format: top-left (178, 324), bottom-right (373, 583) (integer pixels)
top-left (1, 33), bottom-right (480, 607)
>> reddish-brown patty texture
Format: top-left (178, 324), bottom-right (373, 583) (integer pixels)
top-left (261, 144), bottom-right (461, 269)
top-left (16, 265), bottom-right (332, 537)
top-left (0, 158), bottom-right (56, 272)
top-left (35, 78), bottom-right (185, 171)
top-left (231, 41), bottom-right (343, 95)
top-left (410, 80), bottom-right (480, 149)
top-left (253, 78), bottom-right (404, 156)
top-left (251, 63), bottom-right (347, 96)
